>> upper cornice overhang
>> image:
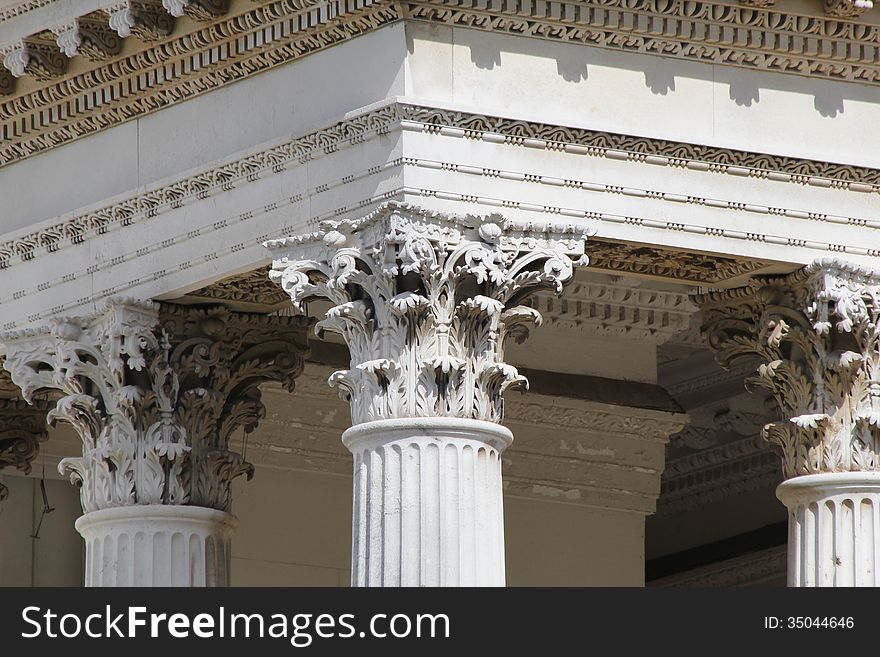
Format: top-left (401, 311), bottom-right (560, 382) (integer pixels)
top-left (2, 0), bottom-right (880, 167)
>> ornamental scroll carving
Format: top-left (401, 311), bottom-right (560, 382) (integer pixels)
top-left (696, 259), bottom-right (880, 479)
top-left (0, 397), bottom-right (50, 503)
top-left (266, 202), bottom-right (590, 425)
top-left (1, 300), bottom-right (309, 513)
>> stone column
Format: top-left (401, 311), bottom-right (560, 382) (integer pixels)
top-left (697, 259), bottom-right (880, 587)
top-left (2, 300), bottom-right (309, 586)
top-left (266, 202), bottom-right (590, 586)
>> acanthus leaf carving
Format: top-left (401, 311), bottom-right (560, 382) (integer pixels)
top-left (2, 299), bottom-right (309, 513)
top-left (105, 1), bottom-right (173, 41)
top-left (266, 202), bottom-right (590, 425)
top-left (696, 258), bottom-right (880, 479)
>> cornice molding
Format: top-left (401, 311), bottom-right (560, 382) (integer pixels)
top-left (658, 444), bottom-right (780, 515)
top-left (0, 0), bottom-right (395, 158)
top-left (2, 1), bottom-right (880, 167)
top-left (7, 102), bottom-right (880, 331)
top-left (522, 279), bottom-right (696, 344)
top-left (403, 0), bottom-right (880, 84)
top-left (0, 1), bottom-right (56, 24)
top-left (650, 545), bottom-right (786, 587)
top-left (4, 99), bottom-right (875, 274)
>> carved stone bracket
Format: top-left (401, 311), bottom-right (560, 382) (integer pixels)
top-left (696, 258), bottom-right (880, 480)
top-left (105, 1), bottom-right (173, 41)
top-left (739, 0), bottom-right (874, 16)
top-left (823, 0), bottom-right (873, 17)
top-left (266, 201), bottom-right (591, 425)
top-left (0, 398), bottom-right (50, 503)
top-left (1, 34), bottom-right (66, 80)
top-left (52, 16), bottom-right (123, 61)
top-left (162, 0), bottom-right (230, 21)
top-left (1, 299), bottom-right (309, 513)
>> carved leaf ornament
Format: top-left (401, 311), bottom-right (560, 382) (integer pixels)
top-left (267, 202), bottom-right (591, 425)
top-left (696, 259), bottom-right (880, 478)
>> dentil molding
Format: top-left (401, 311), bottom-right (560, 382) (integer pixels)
top-left (3, 99), bottom-right (875, 271)
top-left (3, 1), bottom-right (880, 165)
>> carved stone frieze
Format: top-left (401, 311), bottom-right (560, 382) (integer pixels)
top-left (650, 545), bottom-right (786, 587)
top-left (697, 259), bottom-right (880, 480)
top-left (0, 68), bottom-right (13, 95)
top-left (267, 201), bottom-right (590, 425)
top-left (1, 34), bottom-right (66, 80)
top-left (105, 1), bottom-right (174, 41)
top-left (1, 299), bottom-right (309, 513)
top-left (182, 268), bottom-right (290, 311)
top-left (3, 0), bottom-right (880, 168)
top-left (52, 16), bottom-right (123, 61)
top-left (823, 0), bottom-right (874, 18)
top-left (587, 240), bottom-right (770, 285)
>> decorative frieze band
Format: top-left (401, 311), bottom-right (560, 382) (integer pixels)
top-left (3, 99), bottom-right (875, 273)
top-left (0, 0), bottom-right (393, 160)
top-left (649, 545), bottom-right (786, 587)
top-left (3, 0), bottom-right (880, 166)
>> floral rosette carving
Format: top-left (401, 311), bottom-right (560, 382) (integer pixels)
top-left (1, 300), bottom-right (309, 513)
top-left (267, 202), bottom-right (590, 425)
top-left (696, 259), bottom-right (880, 479)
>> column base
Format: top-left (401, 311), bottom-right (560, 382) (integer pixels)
top-left (777, 472), bottom-right (880, 587)
top-left (343, 417), bottom-right (513, 587)
top-left (75, 505), bottom-right (238, 587)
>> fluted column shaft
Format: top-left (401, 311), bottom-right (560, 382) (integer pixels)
top-left (345, 417), bottom-right (511, 587)
top-left (778, 473), bottom-right (880, 587)
top-left (77, 505), bottom-right (236, 587)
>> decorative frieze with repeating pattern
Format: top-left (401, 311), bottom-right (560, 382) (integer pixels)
top-left (3, 0), bottom-right (880, 166)
top-left (1, 99), bottom-right (859, 275)
top-left (1, 299), bottom-right (309, 513)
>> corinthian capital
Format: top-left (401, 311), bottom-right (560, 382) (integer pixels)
top-left (695, 259), bottom-right (880, 479)
top-left (2, 300), bottom-right (309, 513)
top-left (266, 202), bottom-right (591, 425)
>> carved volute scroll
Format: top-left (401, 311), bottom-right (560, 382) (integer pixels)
top-left (1, 300), bottom-right (309, 513)
top-left (696, 259), bottom-right (880, 479)
top-left (266, 202), bottom-right (591, 425)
